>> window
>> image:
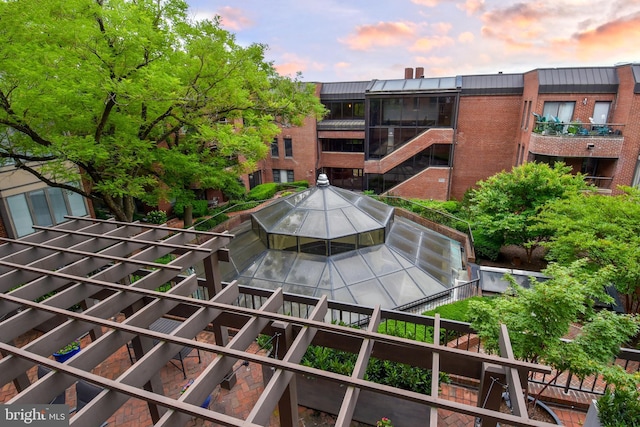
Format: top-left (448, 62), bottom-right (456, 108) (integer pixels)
top-left (542, 101), bottom-right (575, 123)
top-left (321, 139), bottom-right (364, 152)
top-left (270, 139), bottom-right (279, 157)
top-left (273, 169), bottom-right (294, 183)
top-left (592, 101), bottom-right (611, 124)
top-left (633, 156), bottom-right (640, 189)
top-left (322, 101), bottom-right (365, 120)
top-left (4, 185), bottom-right (88, 237)
top-left (284, 138), bottom-right (293, 157)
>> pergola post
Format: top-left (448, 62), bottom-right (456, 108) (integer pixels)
top-left (272, 320), bottom-right (298, 427)
top-left (202, 250), bottom-right (237, 389)
top-left (477, 363), bottom-right (506, 427)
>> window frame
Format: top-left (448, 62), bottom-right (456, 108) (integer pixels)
top-left (284, 138), bottom-right (293, 157)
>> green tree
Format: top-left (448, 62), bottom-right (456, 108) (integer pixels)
top-left (536, 187), bottom-right (640, 313)
top-left (469, 261), bottom-right (639, 407)
top-left (0, 0), bottom-right (325, 222)
top-left (469, 162), bottom-right (590, 262)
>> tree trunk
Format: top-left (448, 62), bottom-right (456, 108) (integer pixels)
top-left (184, 205), bottom-right (193, 228)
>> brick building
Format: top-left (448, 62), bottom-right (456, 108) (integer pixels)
top-left (2, 63), bottom-right (639, 238)
top-left (248, 63), bottom-right (640, 201)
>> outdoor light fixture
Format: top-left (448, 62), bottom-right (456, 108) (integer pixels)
top-left (587, 143), bottom-right (595, 149)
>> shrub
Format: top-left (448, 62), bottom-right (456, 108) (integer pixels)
top-left (194, 213), bottom-right (229, 231)
top-left (173, 200), bottom-right (209, 219)
top-left (247, 183), bottom-right (278, 201)
top-left (145, 210), bottom-right (167, 224)
top-left (472, 231), bottom-right (501, 261)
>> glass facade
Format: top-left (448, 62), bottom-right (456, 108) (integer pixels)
top-left (5, 185), bottom-right (89, 237)
top-left (323, 100), bottom-right (365, 120)
top-left (367, 96), bottom-right (455, 159)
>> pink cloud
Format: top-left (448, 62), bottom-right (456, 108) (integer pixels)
top-left (410, 36), bottom-right (455, 52)
top-left (457, 0), bottom-right (486, 15)
top-left (342, 21), bottom-right (416, 50)
top-left (458, 31), bottom-right (475, 43)
top-left (216, 6), bottom-right (253, 31)
top-left (410, 0), bottom-right (444, 6)
top-left (569, 13), bottom-right (640, 60)
top-left (274, 54), bottom-right (325, 78)
top-left (431, 22), bottom-right (453, 35)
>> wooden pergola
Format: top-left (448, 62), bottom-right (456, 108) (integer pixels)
top-left (0, 217), bottom-right (558, 426)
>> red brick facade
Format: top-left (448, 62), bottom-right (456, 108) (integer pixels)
top-left (244, 64), bottom-right (640, 201)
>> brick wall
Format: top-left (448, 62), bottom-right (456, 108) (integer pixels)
top-left (451, 95), bottom-right (522, 200)
top-left (386, 167), bottom-right (450, 200)
top-left (319, 152), bottom-right (364, 169)
top-left (611, 65), bottom-right (640, 193)
top-left (529, 134), bottom-right (623, 158)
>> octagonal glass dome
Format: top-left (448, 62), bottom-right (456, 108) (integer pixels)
top-left (251, 175), bottom-right (394, 256)
top-left (219, 175), bottom-right (465, 310)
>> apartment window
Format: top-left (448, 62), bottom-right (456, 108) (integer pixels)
top-left (321, 139), bottom-right (364, 152)
top-left (284, 138), bottom-right (293, 157)
top-left (5, 185), bottom-right (88, 237)
top-left (633, 156), bottom-right (640, 189)
top-left (270, 139), bottom-right (279, 157)
top-left (273, 169), bottom-right (294, 183)
top-left (592, 101), bottom-right (611, 124)
top-left (542, 101), bottom-right (575, 123)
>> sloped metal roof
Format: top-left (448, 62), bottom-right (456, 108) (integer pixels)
top-left (316, 119), bottom-right (365, 131)
top-left (319, 81), bottom-right (369, 100)
top-left (461, 73), bottom-right (524, 95)
top-left (538, 67), bottom-right (618, 93)
top-left (367, 77), bottom-right (460, 94)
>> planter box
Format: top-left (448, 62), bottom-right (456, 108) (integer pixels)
top-left (263, 366), bottom-right (431, 426)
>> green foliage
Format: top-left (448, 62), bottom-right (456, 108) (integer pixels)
top-left (471, 231), bottom-right (502, 261)
top-left (0, 0), bottom-right (325, 222)
top-left (55, 340), bottom-right (80, 355)
top-left (536, 187), bottom-right (640, 313)
top-left (423, 296), bottom-right (493, 322)
top-left (173, 200), bottom-right (209, 219)
top-left (247, 183), bottom-right (278, 201)
top-left (469, 162), bottom-right (591, 261)
top-left (194, 213), bottom-right (230, 231)
top-left (469, 261), bottom-right (639, 391)
top-left (145, 210), bottom-right (168, 224)
top-left (280, 180), bottom-right (309, 189)
top-left (597, 371), bottom-right (640, 427)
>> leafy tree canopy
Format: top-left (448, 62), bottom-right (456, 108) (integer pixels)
top-left (468, 162), bottom-right (590, 261)
top-left (469, 261), bottom-right (639, 405)
top-left (0, 0), bottom-right (325, 221)
top-left (535, 186), bottom-right (640, 313)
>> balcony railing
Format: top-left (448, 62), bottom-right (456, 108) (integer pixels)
top-left (533, 119), bottom-right (624, 137)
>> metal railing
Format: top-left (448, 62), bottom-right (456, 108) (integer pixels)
top-left (533, 119), bottom-right (624, 137)
top-left (375, 195), bottom-right (474, 246)
top-left (223, 283), bottom-right (640, 398)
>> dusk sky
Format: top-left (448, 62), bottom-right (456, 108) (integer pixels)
top-left (185, 0), bottom-right (640, 82)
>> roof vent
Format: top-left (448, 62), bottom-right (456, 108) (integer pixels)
top-left (317, 173), bottom-right (330, 187)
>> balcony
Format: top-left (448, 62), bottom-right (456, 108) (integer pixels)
top-left (529, 121), bottom-right (624, 158)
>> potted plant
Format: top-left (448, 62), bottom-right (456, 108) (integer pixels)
top-left (53, 340), bottom-right (81, 362)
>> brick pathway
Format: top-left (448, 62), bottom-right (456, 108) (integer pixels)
top-left (1, 328), bottom-right (587, 427)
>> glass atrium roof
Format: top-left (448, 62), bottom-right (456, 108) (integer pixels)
top-left (220, 176), bottom-right (464, 310)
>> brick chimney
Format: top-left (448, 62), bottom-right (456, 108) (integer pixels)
top-left (404, 67), bottom-right (414, 79)
top-left (415, 67), bottom-right (424, 78)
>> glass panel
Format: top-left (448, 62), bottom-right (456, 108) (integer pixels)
top-left (332, 252), bottom-right (374, 283)
top-left (299, 237), bottom-right (327, 256)
top-left (379, 271), bottom-right (426, 306)
top-left (361, 245), bottom-right (402, 275)
top-left (358, 229), bottom-right (385, 247)
top-left (272, 210), bottom-right (306, 234)
top-left (6, 194), bottom-right (34, 237)
top-left (330, 235), bottom-right (356, 255)
top-left (48, 187), bottom-right (68, 223)
top-left (593, 102), bottom-right (610, 124)
top-left (382, 99), bottom-right (402, 125)
top-left (322, 190), bottom-right (351, 209)
top-left (67, 190), bottom-right (87, 216)
top-left (253, 251), bottom-right (296, 282)
top-left (268, 233), bottom-right (298, 251)
top-left (326, 210), bottom-right (356, 238)
top-left (29, 190), bottom-right (53, 226)
top-left (299, 210), bottom-right (328, 238)
top-left (406, 266), bottom-right (447, 295)
top-left (285, 253), bottom-right (326, 286)
top-left (348, 279), bottom-right (394, 308)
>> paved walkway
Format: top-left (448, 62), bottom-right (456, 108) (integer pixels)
top-left (1, 327), bottom-right (587, 426)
